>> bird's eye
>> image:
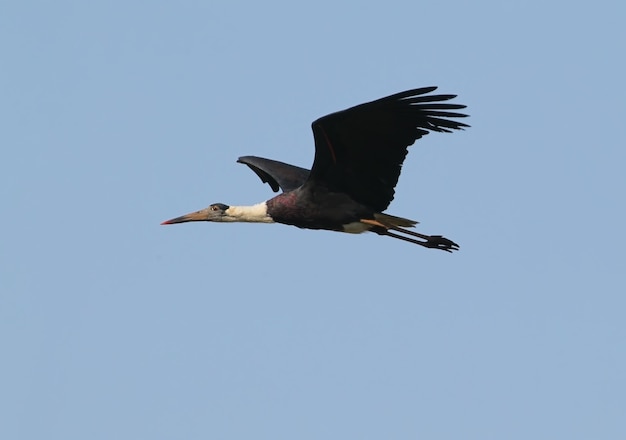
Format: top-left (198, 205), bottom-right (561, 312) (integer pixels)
top-left (211, 205), bottom-right (219, 211)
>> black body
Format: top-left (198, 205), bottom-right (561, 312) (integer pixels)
top-left (238, 87), bottom-right (468, 231)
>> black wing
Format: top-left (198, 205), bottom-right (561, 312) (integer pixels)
top-left (306, 86), bottom-right (469, 212)
top-left (237, 156), bottom-right (310, 193)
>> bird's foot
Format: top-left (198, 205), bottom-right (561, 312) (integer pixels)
top-left (424, 235), bottom-right (460, 253)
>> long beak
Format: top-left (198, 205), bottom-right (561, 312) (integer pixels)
top-left (161, 208), bottom-right (209, 225)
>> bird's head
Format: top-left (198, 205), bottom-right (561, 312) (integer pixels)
top-left (161, 203), bottom-right (231, 224)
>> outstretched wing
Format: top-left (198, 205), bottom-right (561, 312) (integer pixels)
top-left (306, 86), bottom-right (469, 212)
top-left (237, 156), bottom-right (310, 193)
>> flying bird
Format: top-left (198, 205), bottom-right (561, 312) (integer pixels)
top-left (162, 86), bottom-right (469, 252)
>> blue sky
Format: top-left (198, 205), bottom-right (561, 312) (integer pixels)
top-left (2, 1), bottom-right (625, 439)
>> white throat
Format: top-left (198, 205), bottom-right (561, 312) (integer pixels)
top-left (224, 202), bottom-right (274, 223)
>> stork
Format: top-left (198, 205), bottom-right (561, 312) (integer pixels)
top-left (162, 87), bottom-right (469, 252)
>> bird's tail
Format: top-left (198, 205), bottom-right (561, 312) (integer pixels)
top-left (361, 213), bottom-right (459, 252)
top-left (373, 212), bottom-right (418, 228)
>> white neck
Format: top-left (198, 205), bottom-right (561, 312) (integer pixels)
top-left (224, 202), bottom-right (274, 223)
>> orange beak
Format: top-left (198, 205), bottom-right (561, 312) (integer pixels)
top-left (161, 208), bottom-right (211, 225)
